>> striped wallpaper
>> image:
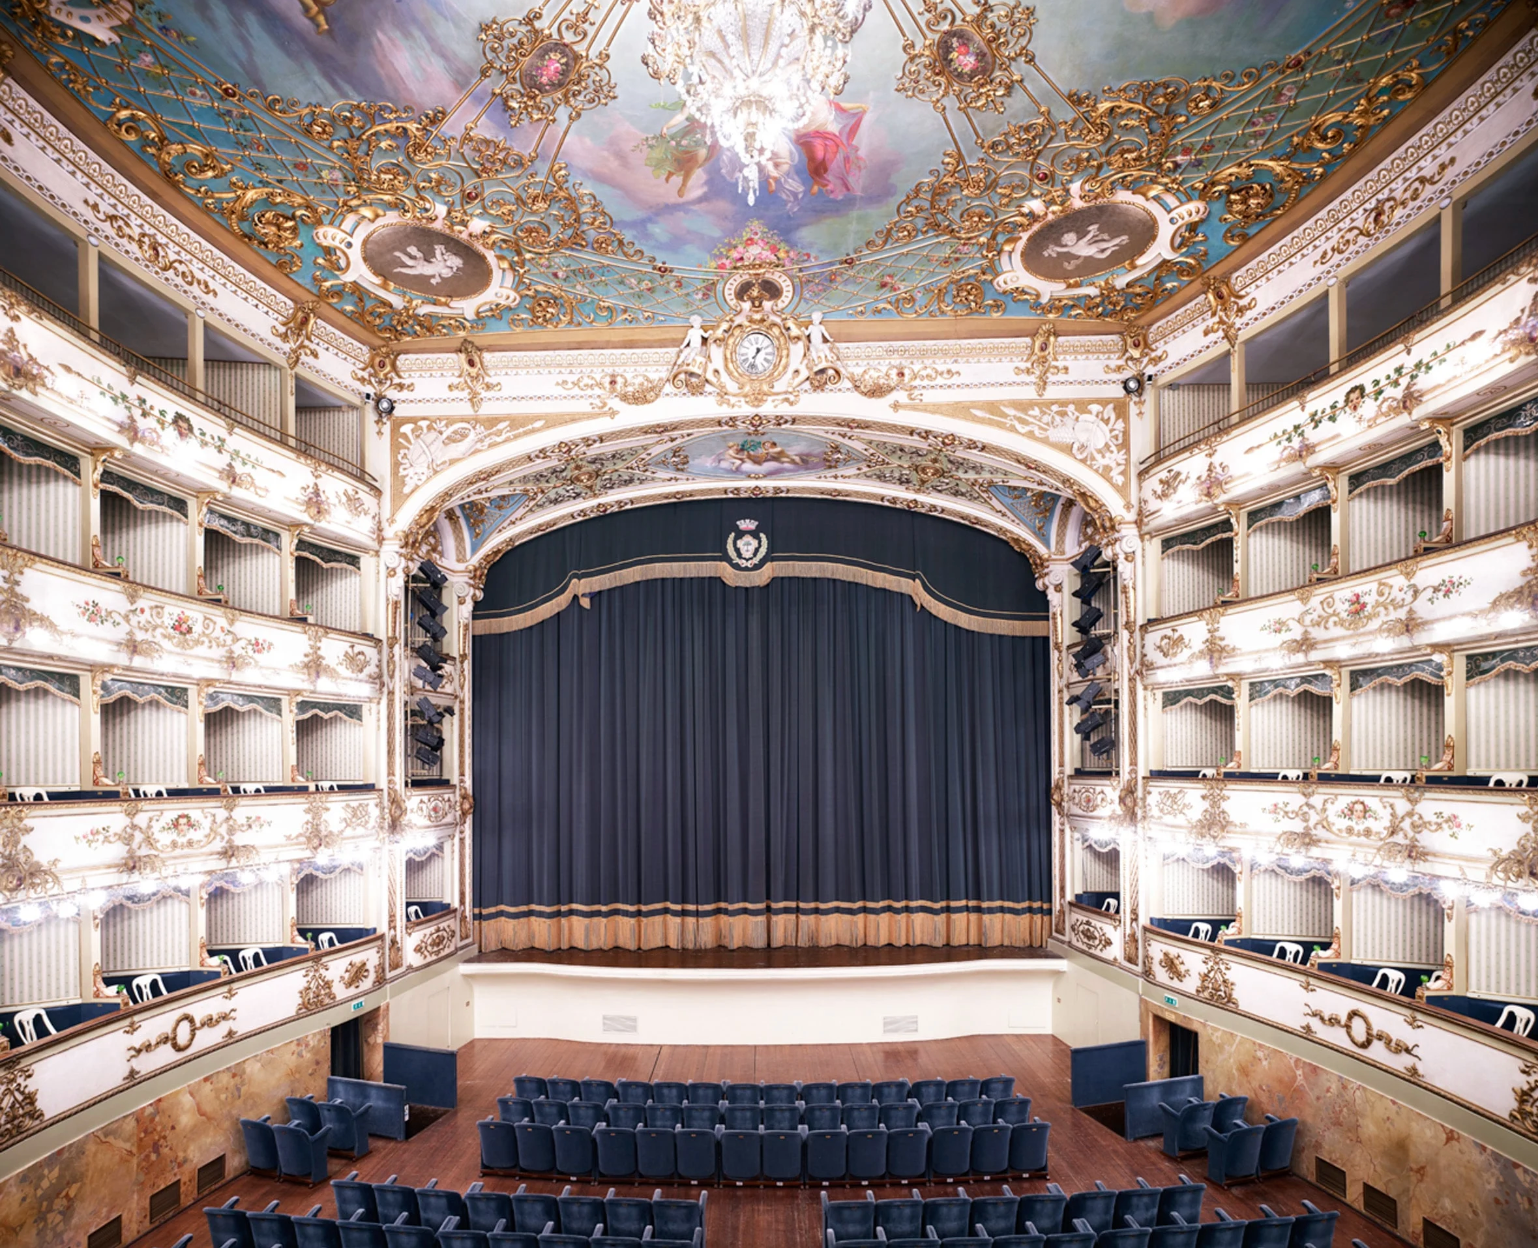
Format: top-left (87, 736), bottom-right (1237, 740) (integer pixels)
top-left (0, 454), bottom-right (79, 564)
top-left (1466, 667), bottom-right (1538, 773)
top-left (1252, 871), bottom-right (1333, 939)
top-left (1468, 906), bottom-right (1538, 1002)
top-left (296, 714), bottom-right (364, 782)
top-left (406, 850), bottom-right (448, 901)
top-left (296, 406), bottom-right (362, 470)
top-left (1162, 699), bottom-right (1235, 769)
top-left (1157, 384), bottom-right (1274, 451)
top-left (1161, 539), bottom-right (1232, 618)
top-left (101, 488), bottom-right (187, 595)
top-left (206, 880), bottom-right (285, 947)
top-left (1463, 427), bottom-right (1538, 539)
top-left (1352, 883), bottom-right (1443, 966)
top-left (1347, 464), bottom-right (1441, 573)
top-left (296, 867), bottom-right (366, 925)
top-left (0, 684), bottom-right (78, 788)
top-left (101, 697), bottom-right (187, 787)
top-left (0, 916), bottom-right (80, 1008)
top-left (1161, 859), bottom-right (1237, 918)
top-left (206, 360), bottom-right (283, 434)
top-left (204, 705), bottom-right (283, 784)
top-left (1249, 690), bottom-right (1332, 771)
top-left (1350, 678), bottom-right (1443, 772)
top-left (102, 894), bottom-right (190, 972)
top-left (295, 558), bottom-right (362, 633)
top-left (1247, 508), bottom-right (1330, 598)
top-left (204, 530), bottom-right (282, 617)
top-left (1080, 844), bottom-right (1121, 893)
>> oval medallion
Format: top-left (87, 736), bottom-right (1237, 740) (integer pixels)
top-left (1019, 202), bottom-right (1159, 283)
top-left (361, 223), bottom-right (495, 301)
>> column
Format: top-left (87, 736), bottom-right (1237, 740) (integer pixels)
top-left (281, 863), bottom-right (298, 948)
top-left (1337, 877), bottom-right (1354, 962)
top-left (186, 308), bottom-right (205, 392)
top-left (1326, 279), bottom-right (1346, 370)
top-left (283, 694), bottom-right (299, 785)
top-left (284, 527), bottom-right (302, 618)
top-left (1440, 197), bottom-right (1463, 300)
top-left (77, 234), bottom-right (98, 332)
top-left (189, 884), bottom-right (205, 972)
top-left (1235, 679), bottom-right (1251, 774)
top-left (1450, 897), bottom-right (1468, 994)
top-left (1229, 342), bottom-right (1246, 424)
top-left (79, 902), bottom-right (103, 1003)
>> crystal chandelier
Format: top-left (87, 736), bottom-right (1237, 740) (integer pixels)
top-left (643, 0), bottom-right (871, 204)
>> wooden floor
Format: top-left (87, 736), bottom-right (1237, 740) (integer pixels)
top-left (136, 1034), bottom-right (1408, 1248)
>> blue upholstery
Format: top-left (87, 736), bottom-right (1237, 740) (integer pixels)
top-left (842, 1102), bottom-right (879, 1129)
top-left (383, 1042), bottom-right (458, 1109)
top-left (875, 1195), bottom-right (924, 1240)
top-left (675, 1126), bottom-right (719, 1182)
top-left (595, 1124), bottom-right (638, 1178)
top-left (970, 1122), bottom-right (1012, 1175)
top-left (653, 1081), bottom-right (688, 1104)
top-left (636, 1126), bottom-right (678, 1179)
top-left (535, 1230), bottom-right (586, 1248)
top-left (886, 1125), bottom-right (932, 1179)
top-left (837, 1081), bottom-right (873, 1105)
top-left (1160, 1100), bottom-right (1216, 1157)
top-left (553, 1123), bottom-right (597, 1178)
top-left (1112, 1186), bottom-right (1160, 1229)
top-left (687, 1081), bottom-right (724, 1104)
top-left (847, 1126), bottom-right (887, 1181)
top-left (805, 1103), bottom-right (842, 1131)
top-left (241, 1116), bottom-right (280, 1175)
top-left (337, 1214), bottom-right (390, 1248)
top-left (807, 1125), bottom-right (849, 1183)
top-left (327, 1076), bottom-right (409, 1141)
top-left (725, 1081), bottom-right (763, 1105)
top-left (765, 1103), bottom-right (802, 1129)
top-left (880, 1099), bottom-right (921, 1129)
top-left (604, 1098), bottom-right (644, 1126)
top-left (532, 1099), bottom-right (569, 1125)
top-left (1192, 1212), bottom-right (1246, 1247)
top-left (873, 1079), bottom-right (911, 1104)
top-left (603, 1192), bottom-right (652, 1239)
top-left (764, 1125), bottom-right (807, 1182)
top-left (568, 1100), bottom-right (605, 1129)
top-left (910, 1079), bottom-right (947, 1105)
top-left (724, 1103), bottom-right (761, 1129)
top-left (479, 1119), bottom-right (521, 1172)
top-left (957, 1098), bottom-right (993, 1127)
top-left (930, 1124), bottom-right (973, 1177)
top-left (513, 1121), bottom-right (556, 1173)
top-left (546, 1078), bottom-right (581, 1102)
top-left (682, 1102), bottom-right (720, 1128)
top-left (582, 1078), bottom-right (619, 1104)
top-left (824, 1191), bottom-right (878, 1240)
top-left (946, 1078), bottom-right (981, 1102)
top-left (1156, 1178), bottom-right (1205, 1227)
top-left (617, 1079), bottom-right (652, 1104)
top-left (375, 1182), bottom-right (420, 1226)
top-left (295, 1211), bottom-right (345, 1248)
top-left (1257, 1116), bottom-right (1298, 1175)
top-left (556, 1190), bottom-right (606, 1237)
top-left (1236, 1216), bottom-right (1293, 1247)
top-left (971, 1193), bottom-right (1019, 1237)
top-left (924, 1194), bottom-right (973, 1239)
top-left (1044, 1219), bottom-right (1096, 1248)
top-left (1069, 1040), bottom-right (1148, 1109)
top-left (1017, 1190), bottom-right (1067, 1235)
top-left (994, 1236), bottom-right (1047, 1248)
top-left (1123, 1076), bottom-right (1203, 1141)
top-left (419, 1185), bottom-right (472, 1229)
top-left (764, 1082), bottom-right (800, 1104)
top-left (1064, 1187), bottom-right (1115, 1235)
top-left (920, 1099), bottom-right (959, 1128)
top-left (382, 1214), bottom-right (441, 1248)
top-left (802, 1081), bottom-right (838, 1104)
top-left (1147, 1212), bottom-right (1198, 1248)
top-left (591, 1235), bottom-right (643, 1248)
top-left (274, 1123), bottom-right (331, 1184)
top-left (653, 1192), bottom-right (707, 1241)
top-left (466, 1190), bottom-right (514, 1232)
top-left (249, 1208), bottom-right (301, 1248)
top-left (1210, 1095), bottom-right (1248, 1134)
top-left (1275, 1200), bottom-right (1337, 1248)
top-left (647, 1103), bottom-right (684, 1129)
top-left (287, 1095), bottom-right (323, 1132)
top-left (513, 1191), bottom-right (560, 1234)
top-left (994, 1096), bottom-right (1033, 1125)
top-left (1095, 1227), bottom-right (1152, 1247)
top-left (514, 1076), bottom-right (548, 1100)
top-left (1009, 1119), bottom-right (1051, 1175)
top-left (486, 1231), bottom-right (539, 1248)
top-left (438, 1226), bottom-right (491, 1248)
top-left (206, 1197), bottom-right (259, 1248)
top-left (1204, 1122), bottom-right (1266, 1187)
top-left (499, 1096), bottom-right (533, 1123)
top-left (332, 1175), bottom-right (379, 1223)
top-left (317, 1099), bottom-right (371, 1158)
top-left (981, 1075), bottom-right (1016, 1101)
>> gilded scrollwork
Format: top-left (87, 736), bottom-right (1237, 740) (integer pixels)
top-left (1070, 915), bottom-right (1115, 954)
top-left (1512, 1061), bottom-right (1538, 1139)
top-left (0, 1063), bottom-right (45, 1147)
top-left (413, 923), bottom-right (457, 961)
top-left (125, 1008), bottom-right (237, 1061)
top-left (298, 961), bottom-right (339, 1013)
top-left (1194, 951), bottom-right (1239, 1008)
top-left (0, 807), bottom-right (62, 902)
top-left (1301, 1005), bottom-right (1422, 1059)
top-left (1159, 950), bottom-right (1190, 983)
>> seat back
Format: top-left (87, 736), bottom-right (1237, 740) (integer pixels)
top-left (687, 1081), bottom-right (724, 1104)
top-left (920, 1099), bottom-right (959, 1128)
top-left (594, 1124), bottom-right (638, 1177)
top-left (1237, 1216), bottom-right (1293, 1247)
top-left (805, 1125), bottom-right (847, 1180)
top-left (872, 1079), bottom-right (911, 1104)
top-left (1288, 1209), bottom-right (1338, 1248)
top-left (801, 1081), bottom-right (838, 1104)
top-left (762, 1082), bottom-right (800, 1104)
top-left (514, 1075), bottom-right (548, 1100)
top-left (552, 1122), bottom-right (597, 1175)
top-left (333, 1178), bottom-right (380, 1223)
top-left (674, 1125), bottom-right (719, 1180)
top-left (1370, 968), bottom-right (1406, 994)
top-left (532, 1098), bottom-right (569, 1125)
top-left (636, 1125), bottom-right (678, 1177)
top-left (568, 1099), bottom-right (605, 1128)
top-left (295, 1213), bottom-right (346, 1248)
top-left (1063, 1189), bottom-right (1116, 1234)
top-left (957, 1097), bottom-right (993, 1126)
top-left (606, 1101), bottom-right (646, 1130)
top-left (923, 1195), bottom-right (973, 1239)
top-left (1206, 1122), bottom-right (1266, 1186)
top-left (764, 1103), bottom-right (802, 1129)
top-left (654, 1194), bottom-right (707, 1239)
top-left (846, 1126), bottom-right (888, 1178)
top-left (286, 1095), bottom-right (323, 1133)
top-left (1016, 1192), bottom-right (1066, 1235)
top-left (1257, 1117), bottom-right (1298, 1173)
top-left (374, 1183), bottom-right (420, 1226)
top-left (13, 1007), bottom-right (56, 1044)
top-left (546, 1077), bottom-right (581, 1102)
top-left (405, 904), bottom-right (424, 921)
top-left (930, 1123), bottom-right (974, 1175)
top-left (582, 1079), bottom-right (619, 1104)
top-left (240, 1117), bottom-right (280, 1171)
top-left (823, 1191), bottom-right (877, 1240)
top-left (512, 1192), bottom-right (560, 1234)
top-left (557, 1193), bottom-right (606, 1237)
top-left (479, 1118), bottom-right (522, 1171)
top-left (206, 1206), bottom-right (255, 1248)
top-left (318, 932), bottom-right (339, 948)
top-left (1008, 1118), bottom-right (1051, 1174)
top-left (909, 1079), bottom-right (946, 1105)
top-left (1497, 1004), bottom-right (1537, 1037)
top-left (1112, 1188), bottom-right (1160, 1229)
top-left (724, 1103), bottom-right (761, 1129)
top-left (239, 946), bottom-right (267, 971)
top-left (1147, 1217), bottom-right (1199, 1248)
top-left (1211, 1095), bottom-right (1248, 1134)
top-left (603, 1194), bottom-right (652, 1238)
top-left (879, 1099), bottom-right (920, 1129)
top-left (970, 1194), bottom-right (1020, 1237)
top-left (682, 1101), bottom-right (720, 1128)
top-left (617, 1079), bottom-right (652, 1104)
top-left (1273, 942), bottom-right (1304, 964)
top-left (1155, 1179), bottom-right (1205, 1227)
top-left (884, 1124), bottom-right (932, 1178)
top-left (720, 1125), bottom-right (763, 1181)
top-left (652, 1081), bottom-right (688, 1104)
top-left (1095, 1229), bottom-right (1151, 1247)
top-left (248, 1210), bottom-right (298, 1248)
top-left (1188, 923), bottom-right (1213, 941)
top-left (130, 973), bottom-right (166, 1003)
top-left (875, 1196), bottom-right (924, 1240)
top-left (647, 1102), bottom-right (684, 1128)
top-left (842, 1102), bottom-right (878, 1129)
top-left (980, 1075), bottom-right (1016, 1101)
top-left (724, 1081), bottom-right (764, 1105)
top-left (945, 1077), bottom-right (981, 1101)
top-left (837, 1080), bottom-right (873, 1105)
top-left (1103, 898), bottom-right (1120, 913)
top-left (804, 1103), bottom-right (842, 1131)
top-left (466, 1191), bottom-right (515, 1232)
top-left (970, 1122), bottom-right (1012, 1174)
top-left (513, 1121), bottom-right (556, 1172)
top-left (993, 1096), bottom-right (1033, 1125)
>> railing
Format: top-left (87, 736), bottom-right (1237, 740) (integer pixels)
top-left (0, 266), bottom-right (375, 486)
top-left (1145, 232), bottom-right (1538, 467)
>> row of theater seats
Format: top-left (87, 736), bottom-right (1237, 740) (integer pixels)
top-left (499, 1095), bottom-right (1031, 1131)
top-left (1157, 1098), bottom-right (1299, 1188)
top-left (820, 1184), bottom-right (1341, 1248)
top-left (510, 1076), bottom-right (1018, 1107)
top-left (480, 1116), bottom-right (1051, 1186)
top-left (206, 1182), bottom-right (708, 1248)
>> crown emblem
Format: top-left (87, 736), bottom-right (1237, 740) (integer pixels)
top-left (736, 518), bottom-right (759, 531)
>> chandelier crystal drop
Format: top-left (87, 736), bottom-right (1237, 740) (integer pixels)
top-left (643, 0), bottom-right (872, 204)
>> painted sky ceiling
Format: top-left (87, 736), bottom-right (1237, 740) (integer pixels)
top-left (0, 0), bottom-right (1511, 338)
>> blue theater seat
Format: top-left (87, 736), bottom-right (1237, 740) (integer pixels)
top-left (880, 1099), bottom-right (921, 1129)
top-left (721, 1125), bottom-right (762, 1183)
top-left (687, 1081), bottom-right (724, 1104)
top-left (805, 1103), bottom-right (843, 1131)
top-left (724, 1103), bottom-right (762, 1129)
top-left (1112, 1184), bottom-right (1160, 1231)
top-left (885, 1124), bottom-right (932, 1180)
top-left (980, 1075), bottom-right (1016, 1101)
top-left (206, 1196), bottom-right (270, 1248)
top-left (930, 1124), bottom-right (974, 1178)
top-left (513, 1076), bottom-right (547, 1100)
top-left (1010, 1119), bottom-right (1052, 1177)
top-left (1204, 1122), bottom-right (1265, 1188)
top-left (582, 1078), bottom-right (619, 1104)
top-left (652, 1190), bottom-right (707, 1242)
top-left (1264, 1200), bottom-right (1336, 1248)
top-left (847, 1125), bottom-right (887, 1181)
top-left (1160, 1100), bottom-right (1216, 1158)
top-left (823, 1191), bottom-right (878, 1241)
top-left (567, 1100), bottom-right (606, 1129)
top-left (764, 1124), bottom-right (807, 1183)
top-left (607, 1102), bottom-right (646, 1130)
top-left (875, 1193), bottom-right (924, 1241)
top-left (546, 1077), bottom-right (581, 1102)
top-left (920, 1099), bottom-right (960, 1128)
top-left (1257, 1116), bottom-right (1298, 1177)
top-left (1095, 1222), bottom-right (1153, 1247)
top-left (295, 1209), bottom-right (346, 1248)
top-left (837, 1080), bottom-right (873, 1105)
top-left (1064, 1184), bottom-right (1116, 1234)
top-left (498, 1096), bottom-right (533, 1124)
top-left (1155, 1177), bottom-right (1205, 1227)
top-left (993, 1095), bottom-right (1033, 1125)
top-left (802, 1081), bottom-right (838, 1104)
top-left (603, 1190), bottom-right (653, 1239)
top-left (1017, 1189), bottom-right (1067, 1235)
top-left (595, 1124), bottom-right (638, 1179)
top-left (763, 1082), bottom-right (800, 1105)
top-left (909, 1079), bottom-right (946, 1105)
top-left (420, 1184), bottom-right (475, 1230)
top-left (439, 1221), bottom-right (492, 1248)
top-left (287, 1095), bottom-right (324, 1133)
top-left (957, 1098), bottom-right (994, 1127)
top-left (486, 1228), bottom-right (539, 1248)
top-left (969, 1190), bottom-right (1020, 1238)
top-left (970, 1122), bottom-right (1012, 1176)
top-left (873, 1079), bottom-right (911, 1104)
top-left (946, 1077), bottom-right (981, 1102)
top-left (616, 1079), bottom-right (652, 1104)
top-left (553, 1122), bottom-right (597, 1178)
top-left (479, 1119), bottom-right (521, 1173)
top-left (1191, 1210), bottom-right (1245, 1247)
top-left (842, 1102), bottom-right (879, 1129)
top-left (807, 1124), bottom-right (849, 1183)
top-left (466, 1190), bottom-right (515, 1232)
top-left (241, 1116), bottom-right (280, 1176)
top-left (653, 1081), bottom-right (688, 1105)
top-left (1146, 1211), bottom-right (1198, 1248)
top-left (675, 1125), bottom-right (719, 1183)
top-left (337, 1211), bottom-right (391, 1248)
top-left (636, 1125), bottom-right (678, 1179)
top-left (318, 1099), bottom-right (371, 1159)
top-left (1210, 1095), bottom-right (1248, 1134)
top-left (555, 1188), bottom-right (606, 1237)
top-left (725, 1080), bottom-right (764, 1105)
top-left (512, 1189), bottom-right (560, 1235)
top-left (532, 1098), bottom-right (568, 1125)
top-left (647, 1102), bottom-right (684, 1129)
top-left (273, 1122), bottom-right (331, 1185)
top-left (513, 1121), bottom-right (557, 1173)
top-left (765, 1103), bottom-right (803, 1129)
top-left (682, 1101), bottom-right (721, 1129)
top-left (332, 1174), bottom-right (378, 1222)
top-left (1043, 1218), bottom-right (1096, 1247)
top-left (250, 1205), bottom-right (307, 1248)
top-left (923, 1192), bottom-right (973, 1239)
top-left (1232, 1212), bottom-right (1293, 1247)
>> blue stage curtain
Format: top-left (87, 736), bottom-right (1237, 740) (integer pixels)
top-left (472, 575), bottom-right (1052, 949)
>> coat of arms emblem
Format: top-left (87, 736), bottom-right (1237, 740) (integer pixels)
top-left (726, 518), bottom-right (769, 568)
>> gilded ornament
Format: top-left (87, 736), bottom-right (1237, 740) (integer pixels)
top-left (413, 923), bottom-right (457, 961)
top-left (1070, 915), bottom-right (1115, 954)
top-left (340, 959), bottom-right (372, 991)
top-left (0, 807), bottom-right (61, 902)
top-left (449, 339), bottom-right (502, 415)
top-left (125, 1009), bottom-right (238, 1060)
top-left (1194, 950), bottom-right (1239, 1008)
top-left (1014, 324), bottom-right (1065, 397)
top-left (298, 961), bottom-right (339, 1014)
top-left (85, 199), bottom-right (216, 297)
top-left (1300, 1005), bottom-right (1422, 1059)
top-left (1159, 950), bottom-right (1191, 983)
top-left (1511, 1061), bottom-right (1538, 1139)
top-left (0, 1062), bottom-right (45, 1147)
top-left (274, 301), bottom-right (321, 372)
top-left (1199, 277), bottom-right (1256, 349)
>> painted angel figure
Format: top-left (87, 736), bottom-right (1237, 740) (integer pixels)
top-left (1040, 222), bottom-right (1129, 271)
top-left (391, 243), bottom-right (464, 286)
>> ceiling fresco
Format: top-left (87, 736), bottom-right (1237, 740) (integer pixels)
top-left (0, 0), bottom-right (1511, 338)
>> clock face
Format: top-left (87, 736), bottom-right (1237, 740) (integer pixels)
top-left (734, 330), bottom-right (779, 379)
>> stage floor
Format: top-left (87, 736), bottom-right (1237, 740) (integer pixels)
top-left (466, 944), bottom-right (1058, 971)
top-left (131, 1034), bottom-right (1411, 1248)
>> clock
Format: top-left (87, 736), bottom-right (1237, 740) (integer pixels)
top-left (733, 329), bottom-right (779, 379)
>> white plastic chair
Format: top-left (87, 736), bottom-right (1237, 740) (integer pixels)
top-left (1198, 769), bottom-right (1217, 779)
top-left (1372, 967), bottom-right (1406, 994)
top-left (238, 946), bottom-right (267, 972)
top-left (317, 931), bottom-right (339, 949)
top-left (134, 786), bottom-right (167, 799)
top-left (236, 783), bottom-right (266, 795)
top-left (406, 905), bottom-right (424, 922)
top-left (1277, 770), bottom-right (1303, 782)
top-left (1489, 774), bottom-right (1530, 788)
top-left (1496, 1004), bottom-right (1535, 1037)
top-left (130, 973), bottom-right (167, 1004)
top-left (1101, 898), bottom-right (1119, 914)
top-left (1188, 922), bottom-right (1214, 941)
top-left (12, 788), bottom-right (48, 802)
top-left (1378, 772), bottom-right (1411, 785)
top-left (316, 781), bottom-right (339, 792)
top-left (1273, 942), bottom-right (1305, 964)
top-left (14, 1007), bottom-right (57, 1045)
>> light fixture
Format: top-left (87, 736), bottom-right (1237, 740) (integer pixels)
top-left (1325, 274), bottom-right (1338, 287)
top-left (1121, 375), bottom-right (1144, 397)
top-left (83, 890), bottom-right (107, 908)
top-left (17, 903), bottom-right (42, 922)
top-left (55, 900), bottom-right (80, 919)
top-left (643, 0), bottom-right (871, 204)
top-left (238, 869), bottom-right (257, 885)
top-left (365, 392), bottom-right (395, 418)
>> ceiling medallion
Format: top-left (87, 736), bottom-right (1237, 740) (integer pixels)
top-left (479, 6), bottom-right (620, 130)
top-left (995, 183), bottom-right (1207, 301)
top-left (894, 1), bottom-right (1035, 114)
top-left (316, 210), bottom-right (519, 317)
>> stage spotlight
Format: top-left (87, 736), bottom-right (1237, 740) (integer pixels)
top-left (1088, 735), bottom-right (1118, 758)
top-left (413, 744), bottom-right (440, 767)
top-left (1065, 681), bottom-right (1102, 711)
top-left (1074, 648), bottom-right (1110, 678)
top-left (412, 583), bottom-right (446, 618)
top-left (1073, 571), bottom-right (1107, 601)
top-left (1074, 709), bottom-right (1107, 737)
top-left (1070, 545), bottom-right (1102, 575)
top-left (1072, 604), bottom-right (1104, 634)
top-left (413, 665), bottom-right (444, 691)
top-left (416, 560), bottom-right (448, 589)
top-left (415, 613), bottom-right (448, 642)
top-left (365, 392), bottom-right (395, 418)
top-left (416, 696), bottom-right (455, 724)
top-left (411, 724), bottom-right (445, 752)
top-left (414, 642), bottom-right (447, 672)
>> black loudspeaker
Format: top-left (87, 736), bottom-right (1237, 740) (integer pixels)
top-left (1065, 682), bottom-right (1102, 712)
top-left (416, 696), bottom-right (455, 725)
top-left (1074, 648), bottom-right (1110, 678)
top-left (1073, 571), bottom-right (1107, 602)
top-left (1071, 545), bottom-right (1102, 575)
top-left (1088, 735), bottom-right (1118, 758)
top-left (413, 745), bottom-right (441, 768)
top-left (1072, 604), bottom-right (1104, 635)
top-left (1073, 709), bottom-right (1107, 737)
top-left (415, 613), bottom-right (448, 642)
top-left (414, 642), bottom-right (446, 672)
top-left (416, 560), bottom-right (448, 589)
top-left (411, 724), bottom-right (445, 752)
top-left (413, 666), bottom-right (444, 691)
top-left (412, 584), bottom-right (446, 618)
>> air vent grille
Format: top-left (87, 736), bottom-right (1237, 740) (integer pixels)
top-left (1422, 1218), bottom-right (1459, 1248)
top-left (87, 1217), bottom-right (122, 1248)
top-left (197, 1154), bottom-right (226, 1195)
top-left (1362, 1183), bottom-right (1398, 1228)
top-left (601, 1014), bottom-right (638, 1034)
top-left (1314, 1156), bottom-right (1347, 1199)
top-left (883, 1015), bottom-right (919, 1035)
top-left (148, 1179), bottom-right (181, 1224)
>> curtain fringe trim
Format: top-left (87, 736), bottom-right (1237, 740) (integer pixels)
top-left (472, 561), bottom-right (1049, 637)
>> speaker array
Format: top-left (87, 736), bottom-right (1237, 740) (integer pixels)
top-left (410, 560), bottom-right (453, 769)
top-left (1067, 545), bottom-right (1116, 758)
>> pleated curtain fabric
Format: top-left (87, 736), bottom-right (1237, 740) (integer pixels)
top-left (1467, 906), bottom-right (1538, 1001)
top-left (0, 454), bottom-right (79, 564)
top-left (406, 851), bottom-right (448, 902)
top-left (1351, 883), bottom-right (1443, 966)
top-left (295, 558), bottom-right (362, 633)
top-left (0, 916), bottom-right (80, 1005)
top-left (1251, 871), bottom-right (1333, 939)
top-left (295, 406), bottom-right (362, 469)
top-left (1249, 691), bottom-right (1332, 771)
top-left (1159, 384), bottom-right (1232, 450)
top-left (473, 575), bottom-right (1053, 950)
top-left (204, 706), bottom-right (283, 783)
top-left (1161, 540), bottom-right (1232, 617)
top-left (1463, 427), bottom-right (1538, 539)
top-left (1465, 668), bottom-right (1538, 772)
top-left (205, 360), bottom-right (283, 434)
top-left (1162, 700), bottom-right (1235, 769)
top-left (0, 684), bottom-right (79, 787)
top-left (101, 894), bottom-right (190, 972)
top-left (1347, 465), bottom-right (1442, 573)
top-left (1350, 679), bottom-right (1444, 772)
top-left (1079, 844), bottom-right (1121, 893)
top-left (100, 490), bottom-right (188, 595)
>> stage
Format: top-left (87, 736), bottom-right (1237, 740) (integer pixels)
top-left (460, 945), bottom-right (1067, 1045)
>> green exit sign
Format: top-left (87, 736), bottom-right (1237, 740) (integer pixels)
top-left (1163, 994), bottom-right (1179, 1008)
top-left (351, 1000), bottom-right (365, 1012)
